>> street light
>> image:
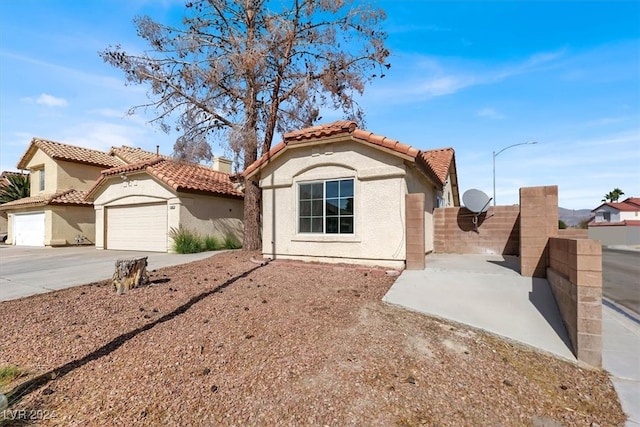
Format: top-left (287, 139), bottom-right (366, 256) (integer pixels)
top-left (492, 141), bottom-right (538, 206)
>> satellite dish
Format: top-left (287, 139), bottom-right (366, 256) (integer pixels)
top-left (463, 189), bottom-right (491, 213)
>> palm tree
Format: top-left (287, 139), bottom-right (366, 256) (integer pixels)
top-left (0, 173), bottom-right (30, 203)
top-left (601, 188), bottom-right (625, 203)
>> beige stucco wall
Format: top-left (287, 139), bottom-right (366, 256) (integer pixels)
top-left (178, 193), bottom-right (244, 242)
top-left (49, 206), bottom-right (95, 246)
top-left (23, 150), bottom-right (106, 194)
top-left (258, 140), bottom-right (436, 268)
top-left (0, 211), bottom-right (7, 234)
top-left (24, 149), bottom-right (57, 194)
top-left (92, 173), bottom-right (244, 252)
top-left (56, 160), bottom-right (105, 191)
top-left (440, 174), bottom-right (455, 208)
top-left (6, 206), bottom-right (94, 246)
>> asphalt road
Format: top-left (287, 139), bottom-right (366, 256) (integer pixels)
top-left (602, 248), bottom-right (640, 316)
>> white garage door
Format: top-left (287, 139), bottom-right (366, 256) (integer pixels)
top-left (13, 212), bottom-right (45, 246)
top-left (106, 203), bottom-right (168, 252)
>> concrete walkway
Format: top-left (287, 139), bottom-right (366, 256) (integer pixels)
top-left (0, 245), bottom-right (221, 302)
top-left (383, 254), bottom-right (575, 361)
top-left (383, 253), bottom-right (640, 426)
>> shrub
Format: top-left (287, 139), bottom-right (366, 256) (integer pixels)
top-left (170, 226), bottom-right (204, 254)
top-left (0, 365), bottom-right (24, 388)
top-left (203, 235), bottom-right (220, 251)
top-left (223, 234), bottom-right (242, 249)
top-left (170, 227), bottom-right (241, 253)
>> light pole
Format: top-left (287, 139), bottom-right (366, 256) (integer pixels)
top-left (492, 141), bottom-right (538, 206)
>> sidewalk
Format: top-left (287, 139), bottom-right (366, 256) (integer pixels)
top-left (602, 301), bottom-right (640, 426)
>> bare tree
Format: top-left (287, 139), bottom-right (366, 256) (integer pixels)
top-left (100, 0), bottom-right (390, 250)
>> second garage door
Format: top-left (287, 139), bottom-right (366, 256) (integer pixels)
top-left (13, 212), bottom-right (45, 246)
top-left (106, 203), bottom-right (168, 252)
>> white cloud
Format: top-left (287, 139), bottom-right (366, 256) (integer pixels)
top-left (36, 93), bottom-right (68, 107)
top-left (583, 116), bottom-right (628, 127)
top-left (364, 49), bottom-right (566, 105)
top-left (419, 75), bottom-right (473, 97)
top-left (476, 107), bottom-right (505, 119)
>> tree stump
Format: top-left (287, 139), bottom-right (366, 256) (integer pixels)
top-left (112, 257), bottom-right (149, 294)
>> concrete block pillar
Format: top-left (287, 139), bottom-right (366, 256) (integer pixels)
top-left (519, 185), bottom-right (558, 277)
top-left (573, 239), bottom-right (603, 366)
top-left (406, 193), bottom-right (425, 270)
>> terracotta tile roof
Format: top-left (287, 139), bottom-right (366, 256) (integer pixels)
top-left (418, 148), bottom-right (455, 187)
top-left (623, 197), bottom-right (640, 208)
top-left (17, 138), bottom-right (124, 170)
top-left (592, 198), bottom-right (640, 213)
top-left (243, 121), bottom-right (455, 188)
top-left (0, 190), bottom-right (91, 210)
top-left (87, 158), bottom-right (243, 200)
top-left (109, 146), bottom-right (169, 164)
top-left (284, 120), bottom-right (358, 142)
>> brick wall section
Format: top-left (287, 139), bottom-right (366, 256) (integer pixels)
top-left (558, 229), bottom-right (588, 239)
top-left (519, 186), bottom-right (559, 277)
top-left (547, 238), bottom-right (602, 367)
top-left (433, 206), bottom-right (520, 255)
top-left (405, 193), bottom-right (425, 270)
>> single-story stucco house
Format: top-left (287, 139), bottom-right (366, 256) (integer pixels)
top-left (86, 157), bottom-right (244, 252)
top-left (242, 120), bottom-right (460, 268)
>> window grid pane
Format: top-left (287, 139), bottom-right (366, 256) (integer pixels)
top-left (298, 179), bottom-right (353, 234)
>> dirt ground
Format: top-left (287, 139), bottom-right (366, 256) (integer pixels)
top-left (0, 251), bottom-right (625, 426)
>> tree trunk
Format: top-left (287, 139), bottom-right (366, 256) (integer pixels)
top-left (243, 180), bottom-right (262, 250)
top-left (112, 257), bottom-right (149, 294)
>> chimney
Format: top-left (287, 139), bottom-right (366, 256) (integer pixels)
top-left (213, 157), bottom-right (233, 174)
top-left (156, 145), bottom-right (160, 157)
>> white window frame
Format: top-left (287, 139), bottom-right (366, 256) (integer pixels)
top-left (39, 168), bottom-right (45, 192)
top-left (297, 178), bottom-right (355, 235)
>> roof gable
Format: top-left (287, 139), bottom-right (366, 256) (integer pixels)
top-left (17, 138), bottom-right (124, 170)
top-left (86, 158), bottom-right (243, 200)
top-left (243, 121), bottom-right (456, 190)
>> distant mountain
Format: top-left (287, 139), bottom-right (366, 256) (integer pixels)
top-left (559, 207), bottom-right (592, 227)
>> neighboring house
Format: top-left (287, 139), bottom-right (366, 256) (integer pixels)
top-left (0, 171), bottom-right (30, 240)
top-left (242, 120), bottom-right (460, 268)
top-left (85, 157), bottom-right (243, 252)
top-left (0, 138), bottom-right (124, 247)
top-left (588, 197), bottom-right (640, 245)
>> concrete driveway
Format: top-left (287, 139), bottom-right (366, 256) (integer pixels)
top-left (0, 245), bottom-right (222, 302)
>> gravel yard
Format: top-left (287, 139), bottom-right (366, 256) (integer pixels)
top-left (1, 251), bottom-right (625, 426)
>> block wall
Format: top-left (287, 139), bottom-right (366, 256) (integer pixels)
top-left (519, 186), bottom-right (559, 277)
top-left (547, 238), bottom-right (602, 367)
top-left (406, 193), bottom-right (425, 270)
top-left (433, 206), bottom-right (520, 255)
top-left (558, 229), bottom-right (588, 239)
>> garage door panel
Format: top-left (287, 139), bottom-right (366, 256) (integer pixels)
top-left (13, 212), bottom-right (45, 246)
top-left (106, 203), bottom-right (167, 252)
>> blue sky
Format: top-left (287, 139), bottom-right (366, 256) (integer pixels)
top-left (1, 0), bottom-right (638, 209)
